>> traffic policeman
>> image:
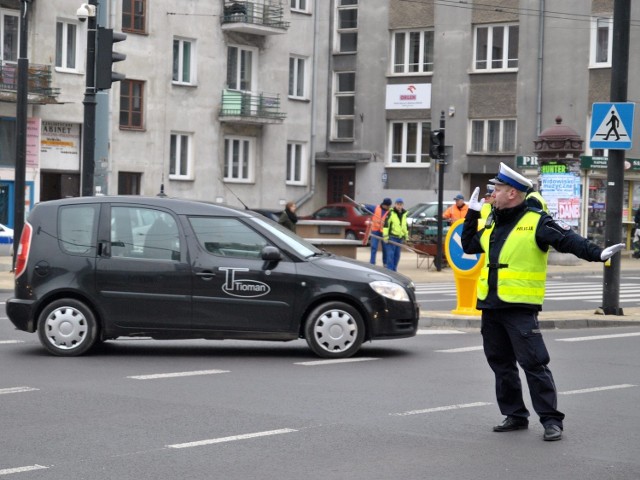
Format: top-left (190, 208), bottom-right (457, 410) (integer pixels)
top-left (461, 162), bottom-right (624, 442)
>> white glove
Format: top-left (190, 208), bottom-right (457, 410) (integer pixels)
top-left (468, 187), bottom-right (484, 212)
top-left (601, 243), bottom-right (625, 261)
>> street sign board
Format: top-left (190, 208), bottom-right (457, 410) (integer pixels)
top-left (590, 102), bottom-right (635, 150)
top-left (444, 219), bottom-right (483, 273)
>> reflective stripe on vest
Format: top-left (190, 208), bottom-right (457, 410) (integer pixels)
top-left (477, 211), bottom-right (548, 305)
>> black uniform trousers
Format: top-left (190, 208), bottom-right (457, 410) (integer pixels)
top-left (481, 307), bottom-right (565, 428)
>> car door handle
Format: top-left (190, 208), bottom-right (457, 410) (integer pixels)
top-left (196, 271), bottom-right (216, 280)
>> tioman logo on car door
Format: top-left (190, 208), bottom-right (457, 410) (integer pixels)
top-left (220, 267), bottom-right (271, 298)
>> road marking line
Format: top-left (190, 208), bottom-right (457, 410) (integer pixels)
top-left (560, 384), bottom-right (637, 395)
top-left (0, 386), bottom-right (39, 395)
top-left (167, 428), bottom-right (297, 449)
top-left (295, 357), bottom-right (379, 366)
top-left (391, 402), bottom-right (492, 417)
top-left (556, 332), bottom-right (640, 342)
top-left (418, 329), bottom-right (466, 335)
top-left (0, 465), bottom-right (48, 475)
top-left (435, 346), bottom-right (484, 353)
top-left (127, 369), bottom-right (229, 380)
top-left (0, 340), bottom-right (23, 344)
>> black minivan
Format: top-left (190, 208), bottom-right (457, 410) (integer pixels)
top-left (7, 196), bottom-right (419, 358)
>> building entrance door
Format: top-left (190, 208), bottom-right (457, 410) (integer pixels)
top-left (327, 167), bottom-right (355, 203)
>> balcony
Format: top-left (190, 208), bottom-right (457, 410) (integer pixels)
top-left (219, 89), bottom-right (286, 124)
top-left (0, 62), bottom-right (60, 104)
top-left (221, 1), bottom-right (289, 35)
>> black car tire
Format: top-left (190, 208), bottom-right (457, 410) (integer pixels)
top-left (304, 301), bottom-right (365, 358)
top-left (345, 230), bottom-right (357, 241)
top-left (37, 299), bottom-right (99, 356)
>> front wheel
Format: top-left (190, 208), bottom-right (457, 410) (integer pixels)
top-left (37, 299), bottom-right (99, 356)
top-left (345, 230), bottom-right (357, 240)
top-left (304, 302), bottom-right (365, 358)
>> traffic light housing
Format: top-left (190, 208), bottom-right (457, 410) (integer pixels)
top-left (96, 27), bottom-right (127, 90)
top-left (429, 129), bottom-right (444, 159)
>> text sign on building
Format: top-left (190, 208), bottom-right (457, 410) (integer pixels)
top-left (580, 155), bottom-right (640, 171)
top-left (589, 102), bottom-right (635, 150)
top-left (40, 121), bottom-right (80, 171)
top-left (516, 155), bottom-right (539, 168)
top-left (385, 83), bottom-right (431, 110)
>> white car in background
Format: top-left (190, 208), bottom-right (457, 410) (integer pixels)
top-left (0, 223), bottom-right (14, 256)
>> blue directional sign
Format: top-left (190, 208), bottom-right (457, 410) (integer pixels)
top-left (445, 220), bottom-right (482, 272)
top-left (590, 102), bottom-right (635, 150)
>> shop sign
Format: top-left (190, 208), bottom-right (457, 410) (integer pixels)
top-left (540, 162), bottom-right (568, 174)
top-left (385, 84), bottom-right (431, 109)
top-left (516, 155), bottom-right (539, 168)
top-left (580, 155), bottom-right (640, 171)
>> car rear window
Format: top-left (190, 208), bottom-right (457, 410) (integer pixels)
top-left (58, 205), bottom-right (99, 255)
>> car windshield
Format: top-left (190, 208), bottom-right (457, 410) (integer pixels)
top-left (249, 217), bottom-right (321, 258)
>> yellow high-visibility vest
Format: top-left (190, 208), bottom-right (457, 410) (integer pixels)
top-left (477, 211), bottom-right (548, 304)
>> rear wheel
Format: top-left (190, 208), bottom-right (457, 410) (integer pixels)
top-left (345, 230), bottom-right (357, 240)
top-left (304, 301), bottom-right (364, 358)
top-left (37, 299), bottom-right (99, 356)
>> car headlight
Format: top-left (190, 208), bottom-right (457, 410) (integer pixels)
top-left (370, 281), bottom-right (410, 302)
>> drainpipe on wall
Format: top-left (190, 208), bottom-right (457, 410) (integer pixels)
top-left (536, 0), bottom-right (545, 136)
top-left (295, 0), bottom-right (319, 208)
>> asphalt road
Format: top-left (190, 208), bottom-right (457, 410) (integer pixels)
top-left (2, 301), bottom-right (640, 480)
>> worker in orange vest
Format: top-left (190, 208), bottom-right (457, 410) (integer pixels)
top-left (443, 194), bottom-right (469, 223)
top-left (370, 198), bottom-right (392, 265)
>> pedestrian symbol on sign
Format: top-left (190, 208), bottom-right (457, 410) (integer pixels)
top-left (590, 102), bottom-right (635, 150)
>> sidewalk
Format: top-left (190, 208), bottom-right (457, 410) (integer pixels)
top-left (360, 247), bottom-right (640, 329)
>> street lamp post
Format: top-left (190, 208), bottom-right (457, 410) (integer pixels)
top-left (80, 1), bottom-right (98, 196)
top-left (13, 0), bottom-right (33, 262)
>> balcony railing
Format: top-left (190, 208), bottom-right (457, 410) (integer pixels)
top-left (0, 62), bottom-right (60, 103)
top-left (221, 1), bottom-right (290, 34)
top-left (220, 89), bottom-right (286, 124)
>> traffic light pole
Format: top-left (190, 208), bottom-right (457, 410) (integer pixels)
top-left (13, 0), bottom-right (32, 263)
top-left (601, 0), bottom-right (630, 315)
top-left (81, 0), bottom-right (98, 197)
top-left (435, 111), bottom-right (445, 271)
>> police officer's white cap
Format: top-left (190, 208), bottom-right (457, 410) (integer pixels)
top-left (485, 184), bottom-right (495, 195)
top-left (489, 162), bottom-right (533, 192)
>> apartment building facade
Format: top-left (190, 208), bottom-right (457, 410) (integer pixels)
top-left (0, 0), bottom-right (639, 245)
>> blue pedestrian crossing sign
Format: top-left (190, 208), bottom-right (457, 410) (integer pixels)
top-left (590, 102), bottom-right (635, 150)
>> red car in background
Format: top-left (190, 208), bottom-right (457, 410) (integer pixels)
top-left (302, 202), bottom-right (372, 240)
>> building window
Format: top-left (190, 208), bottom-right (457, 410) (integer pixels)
top-left (288, 56), bottom-right (306, 98)
top-left (290, 0), bottom-right (309, 13)
top-left (391, 30), bottom-right (434, 74)
top-left (169, 133), bottom-right (192, 179)
top-left (119, 80), bottom-right (144, 129)
top-left (55, 21), bottom-right (79, 71)
top-left (118, 172), bottom-right (141, 195)
top-left (227, 45), bottom-right (256, 91)
top-left (333, 72), bottom-right (355, 140)
top-left (473, 24), bottom-right (518, 71)
top-left (590, 17), bottom-right (612, 67)
top-left (335, 0), bottom-right (357, 53)
top-left (287, 142), bottom-right (306, 184)
top-left (224, 136), bottom-right (254, 182)
top-left (1, 9), bottom-right (19, 62)
top-left (122, 0), bottom-right (146, 34)
top-left (470, 119), bottom-right (516, 153)
top-left (388, 121), bottom-right (431, 165)
top-left (173, 38), bottom-right (196, 85)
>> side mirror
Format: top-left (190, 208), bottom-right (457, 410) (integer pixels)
top-left (261, 246), bottom-right (282, 262)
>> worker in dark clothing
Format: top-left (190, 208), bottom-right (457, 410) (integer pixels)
top-left (461, 162), bottom-right (624, 442)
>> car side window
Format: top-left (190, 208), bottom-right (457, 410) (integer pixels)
top-left (189, 217), bottom-right (268, 259)
top-left (111, 206), bottom-right (180, 261)
top-left (59, 205), bottom-right (99, 255)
